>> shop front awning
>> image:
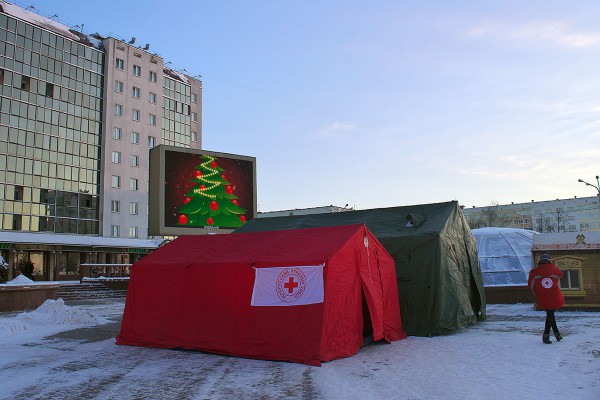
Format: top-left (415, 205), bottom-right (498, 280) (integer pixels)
top-left (0, 231), bottom-right (165, 250)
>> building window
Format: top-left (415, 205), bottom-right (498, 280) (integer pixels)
top-left (555, 258), bottom-right (586, 296)
top-left (149, 92), bottom-right (157, 104)
top-left (21, 76), bottom-right (31, 91)
top-left (114, 80), bottom-right (123, 93)
top-left (130, 155), bottom-right (139, 167)
top-left (113, 127), bottom-right (122, 140)
top-left (133, 65), bottom-right (141, 77)
top-left (12, 215), bottom-right (22, 230)
top-left (114, 104), bottom-right (123, 116)
top-left (112, 175), bottom-right (121, 188)
top-left (111, 200), bottom-right (120, 213)
top-left (191, 131), bottom-right (198, 142)
top-left (14, 185), bottom-right (24, 201)
top-left (560, 270), bottom-right (582, 290)
top-left (148, 136), bottom-right (156, 148)
top-left (115, 58), bottom-right (124, 70)
top-left (130, 202), bottom-right (139, 215)
top-left (132, 109), bottom-right (140, 121)
top-left (130, 178), bottom-right (138, 191)
top-left (132, 86), bottom-right (140, 99)
top-left (131, 131), bottom-right (139, 144)
top-left (111, 151), bottom-right (121, 164)
top-left (111, 225), bottom-right (120, 237)
top-left (129, 226), bottom-right (138, 238)
top-left (46, 83), bottom-right (54, 97)
top-left (149, 71), bottom-right (157, 82)
top-left (148, 114), bottom-right (156, 126)
top-left (191, 112), bottom-right (198, 122)
top-left (192, 93), bottom-right (197, 103)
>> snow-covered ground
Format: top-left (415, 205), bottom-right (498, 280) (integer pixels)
top-left (1, 300), bottom-right (598, 400)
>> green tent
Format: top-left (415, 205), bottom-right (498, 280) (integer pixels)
top-left (236, 200), bottom-right (486, 336)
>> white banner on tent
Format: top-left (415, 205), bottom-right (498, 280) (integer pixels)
top-left (251, 265), bottom-right (324, 307)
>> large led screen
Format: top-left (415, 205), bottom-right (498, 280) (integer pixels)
top-left (149, 146), bottom-right (256, 236)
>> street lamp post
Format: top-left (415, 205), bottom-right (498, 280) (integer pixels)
top-left (578, 175), bottom-right (600, 199)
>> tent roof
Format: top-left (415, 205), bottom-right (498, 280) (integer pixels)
top-left (471, 227), bottom-right (535, 287)
top-left (237, 201), bottom-right (462, 237)
top-left (139, 224), bottom-right (368, 267)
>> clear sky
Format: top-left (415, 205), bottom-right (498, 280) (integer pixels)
top-left (16, 0), bottom-right (600, 211)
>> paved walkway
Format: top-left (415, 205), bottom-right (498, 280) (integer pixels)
top-left (2, 301), bottom-right (599, 400)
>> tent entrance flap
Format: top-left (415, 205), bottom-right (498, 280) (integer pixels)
top-left (361, 287), bottom-right (374, 339)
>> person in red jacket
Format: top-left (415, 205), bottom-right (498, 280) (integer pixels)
top-left (528, 254), bottom-right (565, 344)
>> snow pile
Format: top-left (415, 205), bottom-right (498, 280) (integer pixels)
top-left (0, 299), bottom-right (109, 338)
top-left (1, 274), bottom-right (61, 286)
top-left (82, 276), bottom-right (129, 281)
top-left (4, 274), bottom-right (34, 285)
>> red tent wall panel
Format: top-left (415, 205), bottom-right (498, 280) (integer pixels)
top-left (118, 261), bottom-right (325, 365)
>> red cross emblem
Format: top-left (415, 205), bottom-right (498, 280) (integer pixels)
top-left (284, 277), bottom-right (299, 293)
top-left (276, 268), bottom-right (306, 303)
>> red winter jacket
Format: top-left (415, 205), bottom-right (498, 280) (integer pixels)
top-left (528, 262), bottom-right (565, 310)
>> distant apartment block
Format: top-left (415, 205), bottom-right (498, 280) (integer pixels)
top-left (462, 196), bottom-right (600, 233)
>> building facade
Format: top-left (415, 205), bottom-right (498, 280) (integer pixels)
top-left (462, 196), bottom-right (600, 233)
top-left (257, 205), bottom-right (353, 218)
top-left (0, 2), bottom-right (201, 281)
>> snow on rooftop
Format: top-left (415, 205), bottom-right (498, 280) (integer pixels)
top-left (0, 1), bottom-right (79, 41)
top-left (163, 67), bottom-right (190, 84)
top-left (0, 1), bottom-right (103, 50)
top-left (533, 231), bottom-right (600, 250)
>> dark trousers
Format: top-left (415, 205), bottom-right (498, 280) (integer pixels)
top-left (544, 310), bottom-right (559, 335)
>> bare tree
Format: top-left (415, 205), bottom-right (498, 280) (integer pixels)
top-left (534, 208), bottom-right (572, 233)
top-left (554, 208), bottom-right (567, 233)
top-left (482, 201), bottom-right (501, 227)
top-left (468, 201), bottom-right (511, 228)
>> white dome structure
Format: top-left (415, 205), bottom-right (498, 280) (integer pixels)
top-left (471, 227), bottom-right (536, 287)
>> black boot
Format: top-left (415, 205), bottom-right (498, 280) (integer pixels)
top-left (543, 334), bottom-right (552, 344)
top-left (555, 332), bottom-right (563, 342)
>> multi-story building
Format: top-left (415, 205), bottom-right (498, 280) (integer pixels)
top-left (257, 205), bottom-right (353, 218)
top-left (0, 2), bottom-right (201, 281)
top-left (462, 196), bottom-right (600, 233)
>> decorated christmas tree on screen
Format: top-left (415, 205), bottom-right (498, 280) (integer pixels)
top-left (177, 155), bottom-right (248, 228)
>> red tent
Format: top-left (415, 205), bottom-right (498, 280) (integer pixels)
top-left (116, 224), bottom-right (406, 366)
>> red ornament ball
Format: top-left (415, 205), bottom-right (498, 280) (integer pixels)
top-left (200, 184), bottom-right (206, 191)
top-left (207, 217), bottom-right (214, 225)
top-left (210, 201), bottom-right (219, 210)
top-left (221, 174), bottom-right (227, 180)
top-left (194, 170), bottom-right (202, 179)
top-left (240, 215), bottom-right (246, 222)
top-left (226, 185), bottom-right (233, 194)
top-left (184, 197), bottom-right (191, 204)
top-left (232, 199), bottom-right (238, 206)
top-left (178, 214), bottom-right (188, 225)
top-left (211, 161), bottom-right (217, 169)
